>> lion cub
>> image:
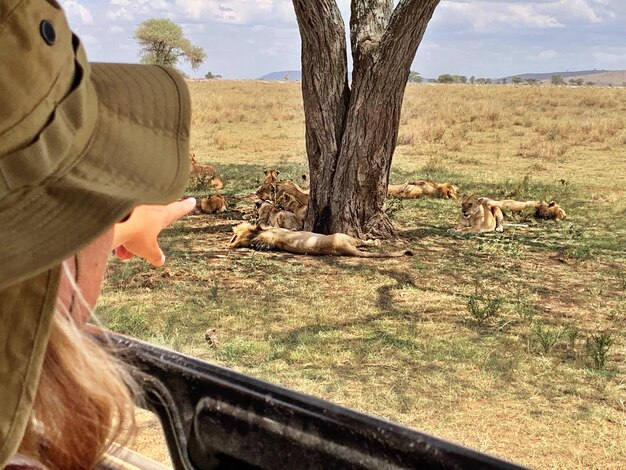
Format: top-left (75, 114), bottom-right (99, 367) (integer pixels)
top-left (200, 195), bottom-right (227, 214)
top-left (275, 192), bottom-right (307, 223)
top-left (457, 195), bottom-right (504, 233)
top-left (262, 169), bottom-right (280, 185)
top-left (255, 200), bottom-right (302, 230)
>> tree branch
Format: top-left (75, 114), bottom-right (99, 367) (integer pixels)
top-left (350, 0), bottom-right (393, 63)
top-left (379, 0), bottom-right (441, 71)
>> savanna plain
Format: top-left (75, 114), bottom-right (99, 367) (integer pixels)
top-left (100, 81), bottom-right (626, 468)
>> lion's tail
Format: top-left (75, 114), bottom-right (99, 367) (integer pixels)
top-left (350, 247), bottom-right (413, 258)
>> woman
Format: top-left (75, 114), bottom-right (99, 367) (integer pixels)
top-left (1, 2), bottom-right (195, 468)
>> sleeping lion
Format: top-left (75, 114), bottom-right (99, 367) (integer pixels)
top-left (480, 198), bottom-right (567, 220)
top-left (200, 195), bottom-right (227, 214)
top-left (388, 180), bottom-right (460, 199)
top-left (229, 222), bottom-right (412, 258)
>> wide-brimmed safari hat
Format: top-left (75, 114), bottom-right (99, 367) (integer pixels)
top-left (0, 0), bottom-right (191, 464)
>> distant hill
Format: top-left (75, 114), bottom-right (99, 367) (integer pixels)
top-left (259, 71), bottom-right (302, 81)
top-left (556, 70), bottom-right (626, 86)
top-left (500, 69), bottom-right (626, 86)
top-left (261, 69), bottom-right (626, 86)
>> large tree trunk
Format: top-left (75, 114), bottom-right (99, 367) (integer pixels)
top-left (293, 0), bottom-right (441, 239)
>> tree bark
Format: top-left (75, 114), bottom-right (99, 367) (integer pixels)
top-left (292, 0), bottom-right (350, 234)
top-left (293, 0), bottom-right (441, 239)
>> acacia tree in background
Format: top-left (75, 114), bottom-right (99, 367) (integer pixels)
top-left (134, 18), bottom-right (206, 70)
top-left (408, 71), bottom-right (423, 83)
top-left (292, 0), bottom-right (441, 239)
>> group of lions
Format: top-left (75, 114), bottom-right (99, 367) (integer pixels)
top-left (191, 156), bottom-right (567, 255)
top-left (385, 176), bottom-right (566, 233)
top-left (223, 169), bottom-right (411, 257)
top-left (457, 196), bottom-right (566, 233)
top-left (253, 169), bottom-right (310, 230)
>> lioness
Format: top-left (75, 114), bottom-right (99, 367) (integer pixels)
top-left (457, 195), bottom-right (504, 233)
top-left (200, 195), bottom-right (227, 214)
top-left (274, 180), bottom-right (309, 204)
top-left (255, 200), bottom-right (302, 230)
top-left (481, 198), bottom-right (566, 220)
top-left (388, 180), bottom-right (460, 199)
top-left (190, 153), bottom-right (217, 177)
top-left (256, 180), bottom-right (309, 205)
top-left (190, 153), bottom-right (224, 189)
top-left (229, 222), bottom-right (412, 258)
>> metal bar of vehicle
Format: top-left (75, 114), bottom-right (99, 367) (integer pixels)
top-left (96, 330), bottom-right (527, 470)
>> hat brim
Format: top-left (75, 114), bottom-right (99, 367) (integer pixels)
top-left (0, 267), bottom-right (61, 465)
top-left (1, 55), bottom-right (191, 289)
top-left (0, 45), bottom-right (190, 464)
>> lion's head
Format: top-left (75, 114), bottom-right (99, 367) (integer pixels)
top-left (461, 195), bottom-right (483, 218)
top-left (229, 222), bottom-right (264, 247)
top-left (275, 191), bottom-right (294, 210)
top-left (439, 182), bottom-right (460, 199)
top-left (263, 169), bottom-right (280, 184)
top-left (535, 201), bottom-right (566, 220)
top-left (255, 183), bottom-right (276, 202)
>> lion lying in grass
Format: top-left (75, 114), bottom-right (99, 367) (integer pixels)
top-left (229, 222), bottom-right (412, 258)
top-left (200, 195), bottom-right (227, 214)
top-left (388, 180), bottom-right (460, 199)
top-left (457, 195), bottom-right (504, 233)
top-left (481, 198), bottom-right (567, 220)
top-left (534, 201), bottom-right (567, 220)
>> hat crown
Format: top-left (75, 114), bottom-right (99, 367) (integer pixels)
top-left (0, 0), bottom-right (75, 156)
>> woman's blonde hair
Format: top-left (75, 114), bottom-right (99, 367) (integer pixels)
top-left (18, 262), bottom-right (138, 469)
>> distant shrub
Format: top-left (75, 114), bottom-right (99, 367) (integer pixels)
top-left (532, 322), bottom-right (563, 354)
top-left (586, 333), bottom-right (613, 370)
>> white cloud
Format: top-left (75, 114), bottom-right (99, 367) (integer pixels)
top-left (536, 48), bottom-right (558, 60)
top-left (439, 0), bottom-right (615, 31)
top-left (79, 33), bottom-right (99, 44)
top-left (593, 48), bottom-right (626, 64)
top-left (174, 0), bottom-right (295, 25)
top-left (69, 0), bottom-right (626, 78)
top-left (61, 0), bottom-right (94, 24)
top-left (106, 0), bottom-right (171, 21)
top-left (106, 6), bottom-right (134, 20)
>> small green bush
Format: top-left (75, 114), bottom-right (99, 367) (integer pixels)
top-left (586, 333), bottom-right (614, 370)
top-left (467, 291), bottom-right (502, 325)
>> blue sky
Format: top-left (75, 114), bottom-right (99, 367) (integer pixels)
top-left (61, 1), bottom-right (626, 79)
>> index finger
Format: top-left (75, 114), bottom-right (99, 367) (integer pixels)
top-left (161, 198), bottom-right (196, 228)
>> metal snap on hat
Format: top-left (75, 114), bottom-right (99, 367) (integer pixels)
top-left (0, 0), bottom-right (191, 464)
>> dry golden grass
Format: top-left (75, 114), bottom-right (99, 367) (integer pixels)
top-left (103, 81), bottom-right (626, 468)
